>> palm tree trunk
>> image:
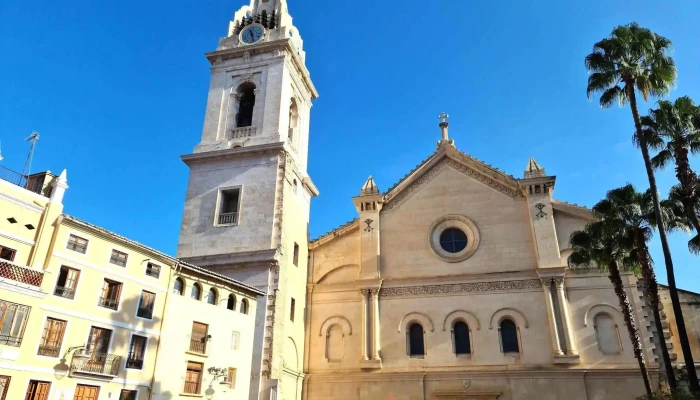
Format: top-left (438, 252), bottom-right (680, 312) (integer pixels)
top-left (627, 83), bottom-right (700, 396)
top-left (634, 231), bottom-right (677, 389)
top-left (674, 145), bottom-right (700, 252)
top-left (609, 260), bottom-right (653, 396)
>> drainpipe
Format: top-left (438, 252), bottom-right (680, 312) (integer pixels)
top-left (148, 260), bottom-right (177, 400)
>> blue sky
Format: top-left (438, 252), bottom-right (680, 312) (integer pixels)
top-left (1, 0), bottom-right (699, 292)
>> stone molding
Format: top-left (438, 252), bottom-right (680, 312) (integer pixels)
top-left (442, 310), bottom-right (481, 331)
top-left (398, 312), bottom-right (435, 332)
top-left (428, 214), bottom-right (480, 263)
top-left (583, 303), bottom-right (623, 327)
top-left (319, 316), bottom-right (352, 336)
top-left (488, 307), bottom-right (529, 329)
top-left (380, 279), bottom-right (541, 298)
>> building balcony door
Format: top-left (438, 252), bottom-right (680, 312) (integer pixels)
top-left (85, 326), bottom-right (112, 372)
top-left (24, 380), bottom-right (50, 400)
top-left (73, 385), bottom-right (99, 400)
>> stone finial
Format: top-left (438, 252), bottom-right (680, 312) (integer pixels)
top-left (524, 157), bottom-right (546, 178)
top-left (439, 112), bottom-right (449, 141)
top-left (360, 176), bottom-right (379, 196)
top-left (50, 169), bottom-right (69, 204)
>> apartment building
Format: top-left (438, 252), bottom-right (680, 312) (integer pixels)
top-left (0, 164), bottom-right (261, 400)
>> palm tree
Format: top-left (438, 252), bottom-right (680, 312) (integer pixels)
top-left (593, 184), bottom-right (679, 389)
top-left (644, 96), bottom-right (700, 252)
top-left (585, 23), bottom-right (700, 395)
top-left (569, 221), bottom-right (653, 396)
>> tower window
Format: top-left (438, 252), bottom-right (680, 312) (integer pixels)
top-left (288, 98), bottom-right (299, 143)
top-left (293, 243), bottom-right (299, 266)
top-left (290, 298), bottom-right (296, 322)
top-left (236, 82), bottom-right (256, 128)
top-left (217, 187), bottom-right (241, 226)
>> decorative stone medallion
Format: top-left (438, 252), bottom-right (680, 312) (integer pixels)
top-left (428, 214), bottom-right (480, 263)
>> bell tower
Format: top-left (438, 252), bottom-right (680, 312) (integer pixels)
top-left (176, 1), bottom-right (318, 399)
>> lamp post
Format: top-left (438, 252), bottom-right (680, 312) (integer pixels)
top-left (204, 367), bottom-right (230, 400)
top-left (53, 345), bottom-right (90, 380)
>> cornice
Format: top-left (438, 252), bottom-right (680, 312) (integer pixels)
top-left (552, 200), bottom-right (594, 220)
top-left (182, 142), bottom-right (285, 165)
top-left (309, 219), bottom-right (359, 249)
top-left (380, 279), bottom-right (542, 298)
top-left (179, 248), bottom-right (279, 268)
top-left (0, 189), bottom-right (46, 213)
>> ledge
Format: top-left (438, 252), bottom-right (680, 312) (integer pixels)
top-left (179, 393), bottom-right (204, 398)
top-left (185, 351), bottom-right (208, 358)
top-left (359, 358), bottom-right (382, 370)
top-left (553, 353), bottom-right (581, 364)
top-left (434, 390), bottom-right (502, 399)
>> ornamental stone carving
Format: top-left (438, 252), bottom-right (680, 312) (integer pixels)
top-left (380, 279), bottom-right (542, 297)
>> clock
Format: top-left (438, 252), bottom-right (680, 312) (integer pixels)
top-left (240, 24), bottom-right (264, 44)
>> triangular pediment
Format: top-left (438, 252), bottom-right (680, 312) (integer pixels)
top-left (383, 143), bottom-right (521, 211)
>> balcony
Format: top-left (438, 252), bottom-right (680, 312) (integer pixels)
top-left (189, 335), bottom-right (207, 354)
top-left (218, 212), bottom-right (238, 225)
top-left (125, 358), bottom-right (143, 369)
top-left (136, 307), bottom-right (153, 319)
top-left (0, 165), bottom-right (55, 197)
top-left (71, 353), bottom-right (122, 377)
top-left (0, 259), bottom-right (44, 287)
top-left (37, 344), bottom-right (61, 357)
top-left (230, 126), bottom-right (256, 139)
top-left (97, 297), bottom-right (119, 310)
top-left (54, 286), bottom-right (75, 299)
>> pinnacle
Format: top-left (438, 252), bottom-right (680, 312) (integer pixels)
top-left (360, 175), bottom-right (380, 196)
top-left (524, 157), bottom-right (546, 178)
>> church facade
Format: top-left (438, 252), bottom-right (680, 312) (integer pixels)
top-left (176, 1), bottom-right (664, 399)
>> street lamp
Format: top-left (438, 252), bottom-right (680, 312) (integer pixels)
top-left (53, 345), bottom-right (90, 380)
top-left (204, 367), bottom-right (230, 400)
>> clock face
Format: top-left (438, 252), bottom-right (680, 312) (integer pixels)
top-left (240, 25), bottom-right (264, 44)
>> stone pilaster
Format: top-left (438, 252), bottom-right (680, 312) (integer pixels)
top-left (541, 277), bottom-right (564, 356)
top-left (360, 289), bottom-right (369, 361)
top-left (370, 288), bottom-right (381, 361)
top-left (352, 176), bottom-right (383, 280)
top-left (521, 159), bottom-right (561, 269)
top-left (554, 277), bottom-right (578, 356)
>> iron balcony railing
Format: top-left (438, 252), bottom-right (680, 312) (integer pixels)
top-left (189, 335), bottom-right (206, 354)
top-left (125, 358), bottom-right (144, 369)
top-left (0, 334), bottom-right (22, 347)
top-left (218, 212), bottom-right (238, 225)
top-left (71, 353), bottom-right (121, 376)
top-left (0, 165), bottom-right (52, 196)
top-left (0, 259), bottom-right (44, 287)
top-left (54, 286), bottom-right (75, 299)
top-left (98, 297), bottom-right (119, 310)
top-left (136, 307), bottom-right (153, 319)
top-left (37, 344), bottom-right (61, 357)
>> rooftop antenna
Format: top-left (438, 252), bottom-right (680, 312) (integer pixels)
top-left (22, 132), bottom-right (40, 177)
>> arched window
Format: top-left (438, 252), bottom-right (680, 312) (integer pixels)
top-left (227, 294), bottom-right (236, 311)
top-left (326, 324), bottom-right (344, 361)
top-left (173, 278), bottom-right (184, 295)
top-left (594, 313), bottom-right (621, 354)
top-left (191, 283), bottom-right (201, 301)
top-left (207, 288), bottom-right (217, 305)
top-left (499, 319), bottom-right (519, 353)
top-left (453, 321), bottom-right (471, 355)
top-left (236, 82), bottom-right (256, 128)
top-left (407, 323), bottom-right (425, 357)
top-left (288, 98), bottom-right (299, 141)
top-left (240, 298), bottom-right (249, 315)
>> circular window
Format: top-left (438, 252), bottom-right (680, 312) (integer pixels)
top-left (428, 215), bottom-right (480, 262)
top-left (439, 228), bottom-right (468, 253)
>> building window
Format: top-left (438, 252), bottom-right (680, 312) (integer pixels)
top-left (0, 300), bottom-right (31, 346)
top-left (38, 317), bottom-right (66, 357)
top-left (119, 390), bottom-right (137, 400)
top-left (408, 323), bottom-right (425, 357)
top-left (453, 321), bottom-right (471, 355)
top-left (145, 262), bottom-right (160, 278)
top-left (290, 298), bottom-right (296, 322)
top-left (293, 243), bottom-right (299, 266)
top-left (0, 245), bottom-right (16, 261)
top-left (594, 313), bottom-right (622, 354)
top-left (109, 249), bottom-right (128, 267)
top-left (173, 277), bottom-right (184, 295)
top-left (240, 299), bottom-right (249, 315)
top-left (126, 335), bottom-right (147, 369)
top-left (184, 361), bottom-right (203, 394)
top-left (191, 283), bottom-right (202, 300)
top-left (292, 179), bottom-right (298, 195)
top-left (54, 266), bottom-right (80, 299)
top-left (137, 291), bottom-right (155, 319)
top-left (86, 326), bottom-right (112, 356)
top-left (24, 380), bottom-right (51, 400)
top-left (326, 324), bottom-right (344, 361)
top-left (227, 367), bottom-right (237, 389)
top-left (207, 288), bottom-right (217, 305)
top-left (217, 188), bottom-right (241, 225)
top-left (190, 322), bottom-right (208, 354)
top-left (499, 319), bottom-right (520, 353)
top-left (439, 228), bottom-right (468, 254)
top-left (0, 375), bottom-right (10, 400)
top-left (236, 82), bottom-right (256, 128)
top-left (288, 98), bottom-right (299, 143)
top-left (231, 331), bottom-right (240, 351)
top-left (98, 279), bottom-right (122, 310)
top-left (66, 234), bottom-right (88, 254)
top-left (227, 294), bottom-right (236, 311)
top-left (73, 384), bottom-right (100, 400)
